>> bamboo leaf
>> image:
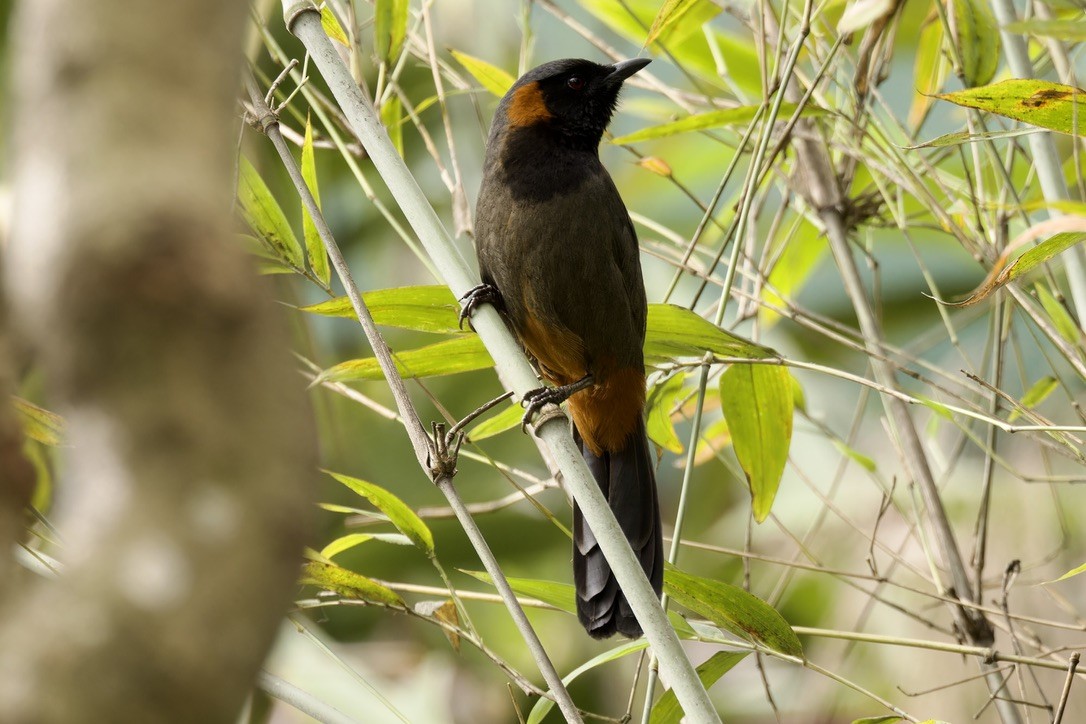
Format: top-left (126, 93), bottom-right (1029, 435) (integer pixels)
top-left (450, 50), bottom-right (515, 97)
top-left (903, 127), bottom-right (1041, 149)
top-left (665, 568), bottom-right (803, 657)
top-left (320, 533), bottom-right (375, 558)
top-left (300, 285), bottom-right (463, 334)
top-left (381, 95), bottom-right (404, 157)
top-left (645, 0), bottom-right (703, 45)
top-left (12, 397), bottom-right (65, 447)
top-left (645, 305), bottom-right (775, 363)
top-left (833, 440), bottom-right (878, 472)
top-left (909, 15), bottom-right (948, 128)
top-left (837, 0), bottom-right (894, 34)
top-left (318, 335), bottom-right (494, 382)
top-left (951, 232), bottom-right (1086, 306)
top-left (237, 155), bottom-right (303, 267)
top-left (645, 372), bottom-right (686, 453)
top-left (649, 651), bottom-right (748, 723)
top-left (326, 472), bottom-right (435, 555)
top-left (949, 0), bottom-right (1000, 87)
top-left (320, 5), bottom-right (349, 45)
top-left (527, 640), bottom-right (648, 724)
top-left (465, 403), bottom-right (523, 441)
top-left (374, 0), bottom-right (408, 65)
top-left (611, 103), bottom-right (826, 145)
top-left (1003, 18), bottom-right (1086, 41)
top-left (1009, 376), bottom-right (1058, 422)
top-left (300, 116), bottom-right (330, 285)
top-left (719, 364), bottom-right (794, 522)
top-left (937, 80), bottom-right (1086, 136)
top-left (302, 561), bottom-right (404, 606)
top-left (1036, 285), bottom-right (1083, 348)
top-left (852, 717), bottom-right (904, 724)
top-left (1051, 561), bottom-right (1086, 582)
top-left (462, 570), bottom-right (576, 613)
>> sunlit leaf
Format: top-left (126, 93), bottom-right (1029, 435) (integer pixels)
top-left (719, 364), bottom-right (794, 522)
top-left (237, 155), bottom-right (303, 268)
top-left (1036, 285), bottom-right (1083, 348)
top-left (645, 373), bottom-right (686, 453)
top-left (300, 116), bottom-right (331, 286)
top-left (833, 440), bottom-right (877, 472)
top-left (462, 570), bottom-right (576, 613)
top-left (612, 103), bottom-right (826, 145)
top-left (318, 336), bottom-right (494, 382)
top-left (320, 533), bottom-right (375, 559)
top-left (949, 0), bottom-right (1000, 87)
top-left (528, 640), bottom-right (648, 724)
top-left (1008, 376), bottom-right (1059, 422)
top-left (12, 397), bottom-right (64, 447)
top-left (645, 305), bottom-right (774, 363)
top-left (320, 5), bottom-right (349, 45)
top-left (691, 417), bottom-right (731, 466)
top-left (1050, 561), bottom-right (1086, 582)
top-left (646, 0), bottom-right (705, 45)
top-left (903, 127), bottom-right (1041, 149)
top-left (761, 216), bottom-right (825, 327)
top-left (910, 15), bottom-right (948, 128)
top-left (837, 0), bottom-right (894, 34)
top-left (852, 717), bottom-right (904, 724)
top-left (300, 285), bottom-right (463, 334)
top-left (1003, 18), bottom-right (1086, 41)
top-left (450, 50), bottom-right (515, 97)
top-left (937, 80), bottom-right (1086, 136)
top-left (326, 471), bottom-right (435, 555)
top-left (374, 0), bottom-right (408, 65)
top-left (637, 156), bottom-right (673, 177)
top-left (381, 95), bottom-right (404, 157)
top-left (465, 403), bottom-right (523, 441)
top-left (649, 651), bottom-right (748, 723)
top-left (665, 568), bottom-right (803, 657)
top-left (951, 232), bottom-right (1086, 306)
top-left (302, 561), bottom-right (404, 606)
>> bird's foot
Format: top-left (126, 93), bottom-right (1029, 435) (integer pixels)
top-left (427, 421), bottom-right (464, 481)
top-left (521, 374), bottom-right (595, 432)
top-left (458, 283), bottom-right (502, 331)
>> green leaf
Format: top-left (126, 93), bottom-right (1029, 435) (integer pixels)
top-left (645, 304), bottom-right (774, 363)
top-left (326, 472), bottom-right (435, 555)
top-left (1036, 285), bottom-right (1083, 348)
top-left (645, 373), bottom-right (686, 453)
top-left (665, 568), bottom-right (803, 657)
top-left (645, 0), bottom-right (704, 45)
top-left (12, 397), bottom-right (64, 447)
top-left (649, 651), bottom-right (748, 723)
top-left (1003, 18), bottom-right (1086, 41)
top-left (1050, 561), bottom-right (1086, 582)
top-left (374, 0), bottom-right (408, 65)
top-left (302, 561), bottom-right (404, 606)
top-left (527, 640), bottom-right (648, 724)
top-left (465, 403), bottom-right (523, 441)
top-left (852, 717), bottom-right (904, 724)
top-left (461, 570), bottom-right (576, 613)
top-left (903, 127), bottom-right (1041, 149)
top-left (611, 103), bottom-right (826, 145)
top-left (300, 285), bottom-right (463, 334)
top-left (719, 364), bottom-right (794, 523)
top-left (910, 16), bottom-right (948, 128)
top-left (237, 155), bottom-right (303, 268)
top-left (320, 5), bottom-right (349, 45)
top-left (318, 335), bottom-right (493, 382)
top-left (1009, 376), bottom-right (1058, 422)
top-left (450, 50), bottom-right (515, 97)
top-left (381, 95), bottom-right (404, 157)
top-left (937, 80), bottom-right (1086, 136)
top-left (320, 533), bottom-right (374, 558)
top-left (949, 0), bottom-right (1001, 87)
top-left (833, 440), bottom-right (877, 472)
top-left (300, 116), bottom-right (331, 286)
top-left (1005, 233), bottom-right (1086, 283)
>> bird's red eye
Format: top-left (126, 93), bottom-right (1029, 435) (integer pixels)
top-left (567, 76), bottom-right (585, 90)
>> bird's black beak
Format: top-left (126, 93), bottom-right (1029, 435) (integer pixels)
top-left (606, 58), bottom-right (651, 85)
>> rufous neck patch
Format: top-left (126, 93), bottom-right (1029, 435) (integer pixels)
top-left (506, 82), bottom-right (553, 127)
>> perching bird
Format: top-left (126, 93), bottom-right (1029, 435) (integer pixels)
top-left (463, 57), bottom-right (661, 638)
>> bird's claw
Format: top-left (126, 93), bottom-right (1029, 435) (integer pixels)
top-left (520, 386), bottom-right (566, 432)
top-left (458, 283), bottom-right (501, 331)
top-left (427, 421), bottom-right (464, 480)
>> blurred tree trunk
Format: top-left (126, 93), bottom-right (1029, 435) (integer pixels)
top-left (0, 1), bottom-right (315, 722)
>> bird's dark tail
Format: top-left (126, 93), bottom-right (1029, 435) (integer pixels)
top-left (573, 417), bottom-right (663, 638)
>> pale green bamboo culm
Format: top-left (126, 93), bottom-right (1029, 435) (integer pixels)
top-left (278, 1), bottom-right (721, 721)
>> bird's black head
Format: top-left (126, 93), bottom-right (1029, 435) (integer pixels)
top-left (494, 57), bottom-right (650, 151)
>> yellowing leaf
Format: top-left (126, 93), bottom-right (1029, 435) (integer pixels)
top-left (1003, 18), bottom-right (1086, 41)
top-left (381, 95), bottom-right (404, 157)
top-left (951, 231), bottom-right (1086, 306)
top-left (237, 156), bottom-right (303, 268)
top-left (910, 15), bottom-right (948, 128)
top-left (719, 364), bottom-right (793, 522)
top-left (300, 285), bottom-right (463, 334)
top-left (320, 533), bottom-right (374, 558)
top-left (450, 50), bottom-right (515, 98)
top-left (937, 80), bottom-right (1086, 136)
top-left (320, 5), bottom-right (349, 45)
top-left (1050, 561), bottom-right (1086, 583)
top-left (326, 472), bottom-right (435, 555)
top-left (637, 156), bottom-right (673, 177)
top-left (300, 116), bottom-right (330, 286)
top-left (302, 561), bottom-right (404, 606)
top-left (1009, 376), bottom-right (1058, 422)
top-left (646, 0), bottom-right (704, 45)
top-left (12, 397), bottom-right (64, 446)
